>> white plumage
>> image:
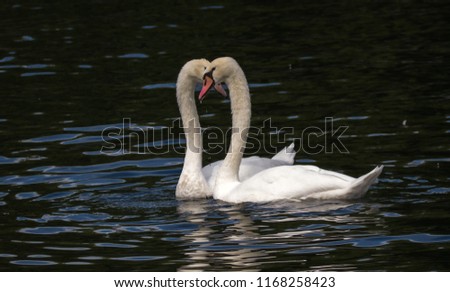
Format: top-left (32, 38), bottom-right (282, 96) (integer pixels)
top-left (175, 59), bottom-right (296, 199)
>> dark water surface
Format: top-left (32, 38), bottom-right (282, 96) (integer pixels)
top-left (1, 1), bottom-right (449, 271)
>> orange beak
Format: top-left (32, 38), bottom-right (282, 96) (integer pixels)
top-left (199, 75), bottom-right (227, 102)
top-left (214, 83), bottom-right (227, 97)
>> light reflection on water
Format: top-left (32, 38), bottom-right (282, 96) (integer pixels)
top-left (0, 1), bottom-right (449, 271)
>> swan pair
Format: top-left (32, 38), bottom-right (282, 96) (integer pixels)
top-left (176, 57), bottom-right (382, 203)
top-left (175, 58), bottom-right (296, 199)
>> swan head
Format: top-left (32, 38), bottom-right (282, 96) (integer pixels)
top-left (199, 57), bottom-right (239, 101)
top-left (179, 58), bottom-right (211, 82)
top-left (178, 59), bottom-right (226, 101)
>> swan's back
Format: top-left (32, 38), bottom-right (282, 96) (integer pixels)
top-left (202, 142), bottom-right (297, 189)
top-left (203, 156), bottom-right (288, 189)
top-left (214, 165), bottom-right (383, 203)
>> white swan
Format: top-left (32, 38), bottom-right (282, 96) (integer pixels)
top-left (199, 57), bottom-right (383, 203)
top-left (175, 59), bottom-right (296, 199)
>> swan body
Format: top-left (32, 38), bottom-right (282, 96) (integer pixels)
top-left (199, 57), bottom-right (383, 203)
top-left (202, 142), bottom-right (296, 188)
top-left (214, 165), bottom-right (383, 203)
top-left (175, 59), bottom-right (297, 199)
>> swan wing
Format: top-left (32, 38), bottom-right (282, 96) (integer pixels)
top-left (202, 142), bottom-right (296, 184)
top-left (215, 165), bottom-right (383, 203)
top-left (271, 142), bottom-right (296, 164)
top-left (202, 156), bottom-right (288, 189)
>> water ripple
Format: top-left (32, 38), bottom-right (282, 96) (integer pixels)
top-left (19, 226), bottom-right (83, 235)
top-left (95, 242), bottom-right (138, 249)
top-left (322, 233), bottom-right (450, 248)
top-left (142, 83), bottom-right (176, 90)
top-left (21, 72), bottom-right (56, 77)
top-left (0, 155), bottom-right (25, 164)
top-left (29, 158), bottom-right (181, 174)
top-left (0, 56), bottom-right (15, 63)
top-left (22, 133), bottom-right (82, 143)
top-left (110, 256), bottom-right (166, 261)
top-left (118, 53), bottom-right (149, 59)
top-left (199, 5), bottom-right (224, 10)
top-left (64, 123), bottom-right (135, 133)
top-left (405, 158), bottom-right (450, 168)
top-left (15, 192), bottom-right (40, 200)
top-left (18, 212), bottom-right (111, 223)
top-left (0, 166), bottom-right (181, 187)
top-left (11, 260), bottom-right (57, 266)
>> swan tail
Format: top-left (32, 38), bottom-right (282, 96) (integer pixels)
top-left (271, 142), bottom-right (296, 164)
top-left (346, 165), bottom-right (384, 198)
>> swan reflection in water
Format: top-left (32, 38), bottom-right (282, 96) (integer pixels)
top-left (176, 199), bottom-right (379, 271)
top-left (177, 200), bottom-right (271, 271)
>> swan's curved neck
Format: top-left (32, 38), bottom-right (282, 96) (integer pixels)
top-left (176, 71), bottom-right (203, 173)
top-left (216, 68), bottom-right (251, 187)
